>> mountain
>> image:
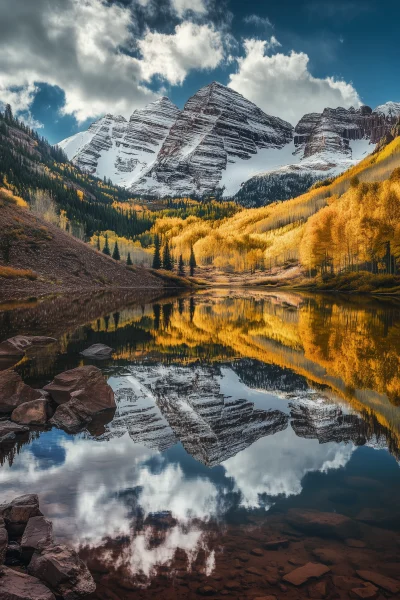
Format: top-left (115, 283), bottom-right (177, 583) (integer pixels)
top-left (235, 103), bottom-right (399, 207)
top-left (58, 85), bottom-right (400, 205)
top-left (59, 97), bottom-right (180, 188)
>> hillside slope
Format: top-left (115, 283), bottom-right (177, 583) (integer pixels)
top-left (0, 190), bottom-right (163, 301)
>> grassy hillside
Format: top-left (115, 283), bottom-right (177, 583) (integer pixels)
top-left (0, 188), bottom-right (164, 301)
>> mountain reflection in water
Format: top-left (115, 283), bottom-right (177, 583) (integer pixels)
top-left (0, 290), bottom-right (399, 598)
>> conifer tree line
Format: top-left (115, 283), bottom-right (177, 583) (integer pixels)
top-left (151, 234), bottom-right (196, 276)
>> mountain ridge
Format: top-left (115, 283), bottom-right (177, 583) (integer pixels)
top-left (58, 83), bottom-right (400, 205)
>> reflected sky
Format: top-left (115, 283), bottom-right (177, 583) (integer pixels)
top-left (0, 291), bottom-right (400, 587)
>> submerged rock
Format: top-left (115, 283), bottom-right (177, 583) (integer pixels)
top-left (283, 562), bottom-right (330, 586)
top-left (28, 544), bottom-right (96, 599)
top-left (80, 344), bottom-right (113, 360)
top-left (287, 508), bottom-right (360, 539)
top-left (0, 494), bottom-right (42, 536)
top-left (356, 570), bottom-right (400, 594)
top-left (0, 370), bottom-right (42, 414)
top-left (11, 399), bottom-right (50, 426)
top-left (47, 366), bottom-right (115, 433)
top-left (0, 336), bottom-right (57, 357)
top-left (0, 567), bottom-right (56, 600)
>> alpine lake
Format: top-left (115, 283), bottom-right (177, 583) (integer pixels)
top-left (1, 288), bottom-right (400, 600)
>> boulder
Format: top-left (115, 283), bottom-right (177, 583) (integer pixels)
top-left (80, 344), bottom-right (113, 360)
top-left (0, 494), bottom-right (42, 536)
top-left (0, 336), bottom-right (57, 357)
top-left (0, 566), bottom-right (55, 600)
top-left (283, 562), bottom-right (330, 586)
top-left (48, 366), bottom-right (115, 434)
top-left (264, 538), bottom-right (289, 550)
top-left (356, 570), bottom-right (400, 594)
top-left (0, 520), bottom-right (7, 564)
top-left (28, 544), bottom-right (96, 599)
top-left (11, 399), bottom-right (50, 426)
top-left (287, 508), bottom-right (360, 539)
top-left (0, 370), bottom-right (42, 414)
top-left (312, 547), bottom-right (343, 565)
top-left (21, 516), bottom-right (53, 560)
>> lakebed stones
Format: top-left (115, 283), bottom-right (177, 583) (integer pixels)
top-left (287, 508), bottom-right (360, 539)
top-left (45, 366), bottom-right (115, 434)
top-left (80, 344), bottom-right (113, 360)
top-left (0, 370), bottom-right (42, 414)
top-left (283, 562), bottom-right (331, 586)
top-left (356, 570), bottom-right (400, 594)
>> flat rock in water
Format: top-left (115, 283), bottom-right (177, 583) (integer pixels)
top-left (11, 399), bottom-right (49, 426)
top-left (312, 547), bottom-right (343, 565)
top-left (287, 508), bottom-right (359, 539)
top-left (80, 344), bottom-right (113, 359)
top-left (0, 566), bottom-right (55, 600)
top-left (346, 538), bottom-right (366, 548)
top-left (350, 583), bottom-right (379, 599)
top-left (21, 516), bottom-right (53, 559)
top-left (28, 543), bottom-right (96, 599)
top-left (0, 421), bottom-right (29, 436)
top-left (0, 336), bottom-right (56, 357)
top-left (0, 494), bottom-right (42, 536)
top-left (0, 370), bottom-right (42, 414)
top-left (356, 570), bottom-right (400, 594)
top-left (283, 562), bottom-right (330, 586)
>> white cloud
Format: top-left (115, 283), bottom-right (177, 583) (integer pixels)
top-left (0, 0), bottom-right (226, 123)
top-left (228, 38), bottom-right (361, 125)
top-left (171, 0), bottom-right (207, 17)
top-left (138, 22), bottom-right (226, 86)
top-left (244, 14), bottom-right (273, 29)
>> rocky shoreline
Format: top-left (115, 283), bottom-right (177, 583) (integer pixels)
top-left (0, 494), bottom-right (95, 600)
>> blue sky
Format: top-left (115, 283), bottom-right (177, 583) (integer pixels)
top-left (0, 0), bottom-right (399, 144)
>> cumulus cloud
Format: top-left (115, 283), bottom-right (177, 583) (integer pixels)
top-left (138, 22), bottom-right (225, 86)
top-left (0, 0), bottom-right (226, 123)
top-left (228, 38), bottom-right (361, 124)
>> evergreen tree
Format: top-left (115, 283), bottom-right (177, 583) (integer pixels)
top-left (4, 104), bottom-right (13, 124)
top-left (189, 245), bottom-right (197, 276)
top-left (96, 233), bottom-right (101, 251)
top-left (162, 241), bottom-right (173, 271)
top-left (178, 254), bottom-right (185, 276)
top-left (102, 233), bottom-right (111, 255)
top-left (126, 252), bottom-right (133, 265)
top-left (152, 234), bottom-right (162, 269)
top-left (112, 240), bottom-right (120, 260)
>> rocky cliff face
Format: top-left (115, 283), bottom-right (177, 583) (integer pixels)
top-left (58, 97), bottom-right (180, 188)
top-left (58, 88), bottom-right (399, 205)
top-left (130, 82), bottom-right (294, 198)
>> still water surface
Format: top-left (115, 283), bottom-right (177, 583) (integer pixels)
top-left (1, 290), bottom-right (400, 599)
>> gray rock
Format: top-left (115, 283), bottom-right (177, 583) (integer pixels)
top-left (0, 421), bottom-right (29, 436)
top-left (28, 544), bottom-right (96, 599)
top-left (0, 566), bottom-right (55, 600)
top-left (80, 344), bottom-right (113, 360)
top-left (0, 521), bottom-right (7, 564)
